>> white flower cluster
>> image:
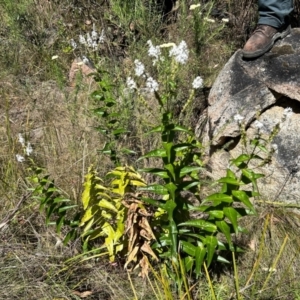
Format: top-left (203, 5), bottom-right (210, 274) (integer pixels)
top-left (16, 134), bottom-right (33, 163)
top-left (169, 41), bottom-right (189, 64)
top-left (74, 24), bottom-right (106, 51)
top-left (192, 76), bottom-right (203, 89)
top-left (126, 40), bottom-right (192, 94)
top-left (126, 77), bottom-right (137, 90)
top-left (134, 59), bottom-right (145, 77)
top-left (126, 58), bottom-right (159, 93)
top-left (147, 40), bottom-right (161, 65)
top-left (146, 77), bottom-right (159, 93)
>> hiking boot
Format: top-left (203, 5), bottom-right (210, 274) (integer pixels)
top-left (242, 24), bottom-right (291, 59)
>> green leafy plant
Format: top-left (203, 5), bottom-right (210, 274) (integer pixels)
top-left (27, 161), bottom-right (80, 244)
top-left (91, 70), bottom-right (134, 166)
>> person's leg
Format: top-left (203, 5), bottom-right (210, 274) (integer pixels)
top-left (258, 0), bottom-right (293, 28)
top-left (242, 0), bottom-right (293, 59)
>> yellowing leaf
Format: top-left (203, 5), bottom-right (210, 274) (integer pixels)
top-left (82, 173), bottom-right (92, 210)
top-left (80, 206), bottom-right (96, 225)
top-left (101, 210), bottom-right (112, 219)
top-left (99, 199), bottom-right (118, 212)
top-left (82, 217), bottom-right (95, 232)
top-left (130, 179), bottom-right (147, 187)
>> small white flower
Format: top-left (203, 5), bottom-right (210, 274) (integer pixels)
top-left (134, 59), bottom-right (145, 77)
top-left (204, 17), bottom-right (215, 23)
top-left (92, 40), bottom-right (98, 50)
top-left (79, 34), bottom-right (87, 45)
top-left (91, 24), bottom-right (98, 40)
top-left (222, 18), bottom-right (229, 23)
top-left (99, 29), bottom-right (106, 43)
top-left (271, 144), bottom-right (278, 153)
top-left (126, 77), bottom-right (137, 90)
top-left (283, 107), bottom-right (293, 119)
top-left (82, 55), bottom-right (89, 65)
top-left (51, 55), bottom-right (59, 60)
top-left (147, 40), bottom-right (161, 65)
top-left (192, 76), bottom-right (203, 89)
top-left (169, 41), bottom-right (189, 64)
top-left (16, 154), bottom-right (25, 163)
top-left (18, 134), bottom-right (25, 146)
top-left (70, 39), bottom-right (77, 50)
top-left (190, 4), bottom-right (201, 10)
top-left (146, 77), bottom-right (159, 93)
top-left (26, 143), bottom-right (33, 156)
top-left (234, 114), bottom-right (244, 124)
top-left (86, 33), bottom-right (93, 47)
top-left (253, 120), bottom-right (263, 129)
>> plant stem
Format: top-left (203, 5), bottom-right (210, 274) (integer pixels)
top-left (232, 251), bottom-right (241, 300)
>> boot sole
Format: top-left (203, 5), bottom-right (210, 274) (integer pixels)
top-left (242, 25), bottom-right (291, 59)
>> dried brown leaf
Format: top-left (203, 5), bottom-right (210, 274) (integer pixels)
top-left (141, 242), bottom-right (158, 260)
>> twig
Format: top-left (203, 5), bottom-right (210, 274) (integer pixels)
top-left (0, 193), bottom-right (30, 230)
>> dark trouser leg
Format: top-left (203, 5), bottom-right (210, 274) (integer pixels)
top-left (258, 0), bottom-right (293, 28)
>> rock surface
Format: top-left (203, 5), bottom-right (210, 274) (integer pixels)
top-left (204, 28), bottom-right (300, 202)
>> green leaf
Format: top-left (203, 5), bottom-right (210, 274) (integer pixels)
top-left (91, 91), bottom-right (105, 101)
top-left (58, 205), bottom-right (78, 213)
top-left (232, 190), bottom-right (255, 212)
top-left (179, 220), bottom-right (217, 233)
top-left (183, 256), bottom-right (194, 272)
top-left (205, 236), bottom-right (218, 267)
top-left (216, 221), bottom-right (233, 249)
top-left (93, 108), bottom-right (107, 117)
top-left (56, 215), bottom-right (66, 233)
top-left (195, 246), bottom-right (206, 275)
top-left (95, 127), bottom-right (108, 134)
top-left (138, 149), bottom-right (167, 160)
top-left (217, 255), bottom-right (230, 264)
top-left (172, 125), bottom-right (193, 134)
top-left (165, 164), bottom-right (176, 181)
top-left (173, 143), bottom-right (193, 152)
top-left (224, 207), bottom-right (239, 233)
top-left (165, 182), bottom-right (177, 200)
top-left (138, 184), bottom-right (168, 195)
top-left (163, 142), bottom-right (174, 163)
top-left (208, 210), bottom-right (224, 219)
top-left (181, 180), bottom-right (200, 191)
top-left (141, 197), bottom-right (167, 209)
top-left (53, 197), bottom-right (71, 203)
top-left (138, 168), bottom-right (169, 179)
top-left (121, 148), bottom-right (136, 154)
top-left (149, 125), bottom-right (163, 133)
top-left (202, 193), bottom-right (233, 204)
top-left (242, 169), bottom-right (264, 181)
top-left (179, 166), bottom-right (202, 177)
top-left (181, 240), bottom-right (196, 256)
top-left (231, 154), bottom-right (250, 167)
top-left (226, 169), bottom-right (237, 179)
top-left (218, 177), bottom-right (241, 185)
top-left (112, 128), bottom-right (129, 136)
